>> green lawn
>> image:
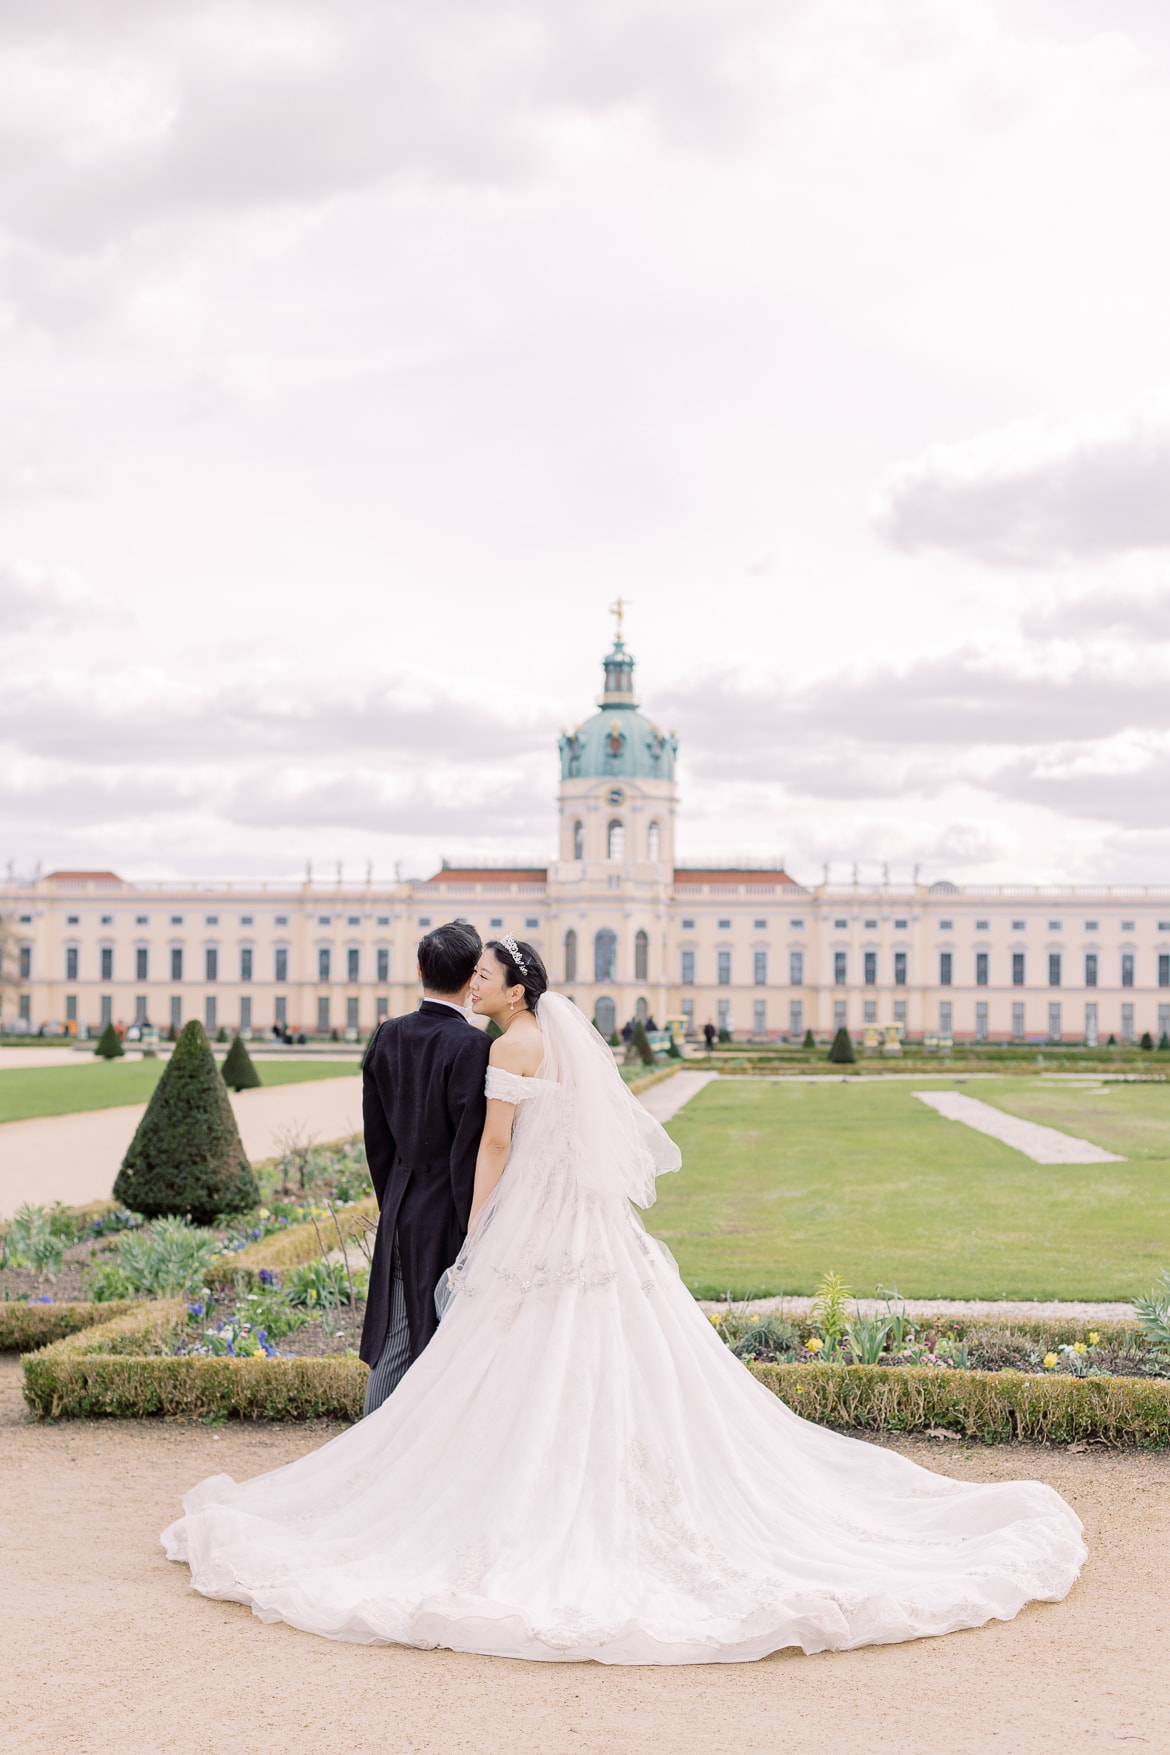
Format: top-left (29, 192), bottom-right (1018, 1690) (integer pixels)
top-left (0, 1058), bottom-right (360, 1125)
top-left (650, 1077), bottom-right (1170, 1302)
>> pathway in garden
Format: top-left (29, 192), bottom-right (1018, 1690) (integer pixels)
top-left (637, 1069), bottom-right (719, 1124)
top-left (2, 1353), bottom-right (1165, 1755)
top-left (914, 1089), bottom-right (1124, 1164)
top-left (0, 1077), bottom-right (363, 1216)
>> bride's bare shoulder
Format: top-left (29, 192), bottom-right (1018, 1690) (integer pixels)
top-left (489, 1020), bottom-right (544, 1078)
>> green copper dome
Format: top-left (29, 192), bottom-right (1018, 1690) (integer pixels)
top-left (559, 640), bottom-right (678, 781)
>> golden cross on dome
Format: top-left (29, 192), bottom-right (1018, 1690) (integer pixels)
top-left (609, 596), bottom-right (630, 641)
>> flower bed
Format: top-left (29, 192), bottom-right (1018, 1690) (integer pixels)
top-left (20, 1298), bottom-right (1170, 1443)
top-left (205, 1199), bottom-right (376, 1291)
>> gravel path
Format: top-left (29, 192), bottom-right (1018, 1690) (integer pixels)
top-left (698, 1295), bottom-right (1138, 1323)
top-left (637, 1070), bottom-right (719, 1124)
top-left (913, 1090), bottom-right (1124, 1164)
top-left (3, 1354), bottom-right (1166, 1754)
top-left (0, 1078), bottom-right (364, 1216)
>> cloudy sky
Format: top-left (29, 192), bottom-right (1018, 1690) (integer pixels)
top-left (3, 0), bottom-right (1170, 887)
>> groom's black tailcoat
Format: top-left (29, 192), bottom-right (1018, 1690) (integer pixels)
top-left (359, 1001), bottom-right (490, 1370)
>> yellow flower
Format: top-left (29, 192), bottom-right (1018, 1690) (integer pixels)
top-left (1072, 1340), bottom-right (1087, 1355)
top-left (257, 1207), bottom-right (270, 1220)
top-left (708, 1313), bottom-right (722, 1326)
top-left (805, 1336), bottom-right (824, 1353)
top-left (1088, 1331), bottom-right (1100, 1346)
top-left (1043, 1352), bottom-right (1058, 1369)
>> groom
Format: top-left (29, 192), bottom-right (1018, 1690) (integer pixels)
top-left (359, 920), bottom-right (490, 1415)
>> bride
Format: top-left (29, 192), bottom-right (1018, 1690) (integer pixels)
top-left (163, 937), bottom-right (1085, 1664)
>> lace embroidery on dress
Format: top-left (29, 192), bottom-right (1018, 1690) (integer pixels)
top-left (485, 1066), bottom-right (547, 1104)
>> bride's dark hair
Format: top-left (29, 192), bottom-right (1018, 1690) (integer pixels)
top-left (485, 939), bottom-right (549, 1012)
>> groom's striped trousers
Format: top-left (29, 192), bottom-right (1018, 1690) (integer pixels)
top-left (362, 1238), bottom-right (412, 1416)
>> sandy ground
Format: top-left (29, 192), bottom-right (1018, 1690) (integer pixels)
top-left (0, 1078), bottom-right (364, 1215)
top-left (2, 1356), bottom-right (1167, 1755)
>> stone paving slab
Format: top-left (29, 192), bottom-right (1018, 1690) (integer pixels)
top-left (914, 1089), bottom-right (1125, 1164)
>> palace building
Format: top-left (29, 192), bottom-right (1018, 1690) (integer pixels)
top-left (4, 628), bottom-right (1170, 1045)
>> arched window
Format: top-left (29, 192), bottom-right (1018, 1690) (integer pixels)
top-left (594, 928), bottom-right (617, 981)
top-left (634, 928), bottom-right (649, 981)
top-left (595, 996), bottom-right (616, 1039)
top-left (635, 996), bottom-right (648, 1024)
top-left (607, 818), bottom-right (625, 861)
top-left (646, 821), bottom-right (661, 862)
top-left (564, 929), bottom-right (577, 983)
top-left (572, 819), bottom-right (584, 860)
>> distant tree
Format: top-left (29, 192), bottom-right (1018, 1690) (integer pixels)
top-left (608, 1030), bottom-right (620, 1048)
top-left (802, 1028), bottom-right (816, 1049)
top-left (828, 1026), bottom-right (856, 1065)
top-left (628, 1020), bottom-right (655, 1066)
top-left (1139, 1030), bottom-right (1155, 1052)
top-left (221, 1033), bottom-right (261, 1091)
top-left (94, 1021), bottom-right (124, 1060)
top-left (717, 1027), bottom-right (732, 1044)
top-left (1107, 1033), bottom-right (1117, 1046)
top-left (1159, 1032), bottom-right (1170, 1052)
top-left (113, 1020), bottom-right (258, 1224)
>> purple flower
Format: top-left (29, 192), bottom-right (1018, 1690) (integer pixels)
top-left (258, 1268), bottom-right (278, 1287)
top-left (188, 1301), bottom-right (206, 1318)
top-left (37, 1294), bottom-right (54, 1304)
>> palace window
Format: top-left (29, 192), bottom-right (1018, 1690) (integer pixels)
top-left (594, 929), bottom-right (617, 982)
top-left (1049, 953), bottom-right (1062, 988)
top-left (1159, 954), bottom-right (1169, 989)
top-left (275, 947), bottom-right (288, 983)
top-left (939, 952), bottom-right (952, 987)
top-left (647, 821), bottom-right (661, 862)
top-left (347, 997), bottom-right (360, 1030)
top-left (1085, 953), bottom-right (1097, 988)
top-left (894, 951), bottom-right (907, 986)
top-left (100, 947), bottom-right (113, 981)
top-left (66, 946), bottom-right (79, 981)
top-left (1122, 954), bottom-right (1135, 988)
top-left (136, 947), bottom-right (148, 981)
top-left (1048, 1003), bottom-right (1061, 1041)
top-left (939, 1001), bottom-right (952, 1036)
top-left (789, 950), bottom-right (804, 986)
top-left (348, 947), bottom-right (360, 982)
top-left (318, 947), bottom-right (331, 982)
top-left (975, 1002), bottom-right (989, 1041)
top-left (864, 951), bottom-right (876, 986)
top-left (834, 951), bottom-right (847, 986)
top-left (572, 820), bottom-right (584, 860)
top-left (205, 996), bottom-right (217, 1033)
top-left (753, 1000), bottom-right (767, 1035)
top-left (205, 947), bottom-right (218, 983)
top-left (754, 951), bottom-right (768, 986)
top-left (1011, 1002), bottom-right (1025, 1040)
top-left (1012, 953), bottom-right (1025, 987)
top-left (634, 930), bottom-right (649, 982)
top-left (717, 951), bottom-right (731, 985)
top-left (240, 947), bottom-right (253, 982)
top-left (240, 997), bottom-right (252, 1032)
top-left (595, 996), bottom-right (616, 1038)
top-left (317, 997), bottom-right (330, 1034)
top-left (976, 952), bottom-right (988, 986)
top-left (171, 947), bottom-right (183, 981)
top-left (789, 1000), bottom-right (803, 1038)
top-left (377, 948), bottom-right (390, 982)
top-left (681, 949), bottom-right (695, 985)
top-left (564, 930), bottom-right (577, 983)
top-left (17, 944), bottom-right (31, 979)
top-left (607, 819), bottom-right (625, 861)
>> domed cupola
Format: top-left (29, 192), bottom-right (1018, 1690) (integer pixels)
top-left (559, 632), bottom-right (678, 783)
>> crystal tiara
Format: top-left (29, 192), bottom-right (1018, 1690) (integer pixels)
top-left (499, 933), bottom-right (529, 975)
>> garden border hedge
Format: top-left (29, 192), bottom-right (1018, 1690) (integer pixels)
top-left (21, 1300), bottom-right (1170, 1443)
top-left (0, 1299), bottom-right (137, 1353)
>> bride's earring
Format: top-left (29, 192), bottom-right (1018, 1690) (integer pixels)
top-left (509, 996), bottom-right (517, 1014)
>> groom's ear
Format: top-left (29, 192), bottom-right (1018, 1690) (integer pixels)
top-left (416, 961), bottom-right (424, 983)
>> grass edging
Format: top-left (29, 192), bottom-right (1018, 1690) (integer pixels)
top-left (205, 1198), bottom-right (378, 1290)
top-left (20, 1301), bottom-right (1170, 1443)
top-left (0, 1299), bottom-right (138, 1353)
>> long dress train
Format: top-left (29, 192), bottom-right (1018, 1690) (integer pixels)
top-left (162, 994), bottom-right (1085, 1664)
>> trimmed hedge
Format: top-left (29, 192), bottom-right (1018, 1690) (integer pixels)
top-left (753, 1361), bottom-right (1170, 1449)
top-left (205, 1198), bottom-right (378, 1291)
top-left (114, 1019), bottom-right (258, 1224)
top-left (0, 1299), bottom-right (137, 1353)
top-left (20, 1299), bottom-right (1170, 1442)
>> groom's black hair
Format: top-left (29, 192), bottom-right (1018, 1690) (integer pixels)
top-left (418, 920), bottom-right (482, 995)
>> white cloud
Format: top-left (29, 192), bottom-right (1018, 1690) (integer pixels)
top-left (873, 388), bottom-right (1170, 564)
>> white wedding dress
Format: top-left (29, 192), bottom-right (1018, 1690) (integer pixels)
top-left (163, 993), bottom-right (1085, 1663)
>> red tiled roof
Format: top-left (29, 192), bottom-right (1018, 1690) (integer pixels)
top-left (674, 869), bottom-right (800, 886)
top-left (424, 868), bottom-right (548, 884)
top-left (46, 870), bottom-right (123, 882)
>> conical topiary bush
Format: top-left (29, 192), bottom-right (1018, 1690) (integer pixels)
top-left (113, 1020), bottom-right (258, 1224)
top-left (221, 1033), bottom-right (261, 1091)
top-left (828, 1025), bottom-right (856, 1065)
top-left (802, 1028), bottom-right (816, 1049)
top-left (94, 1021), bottom-right (124, 1059)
